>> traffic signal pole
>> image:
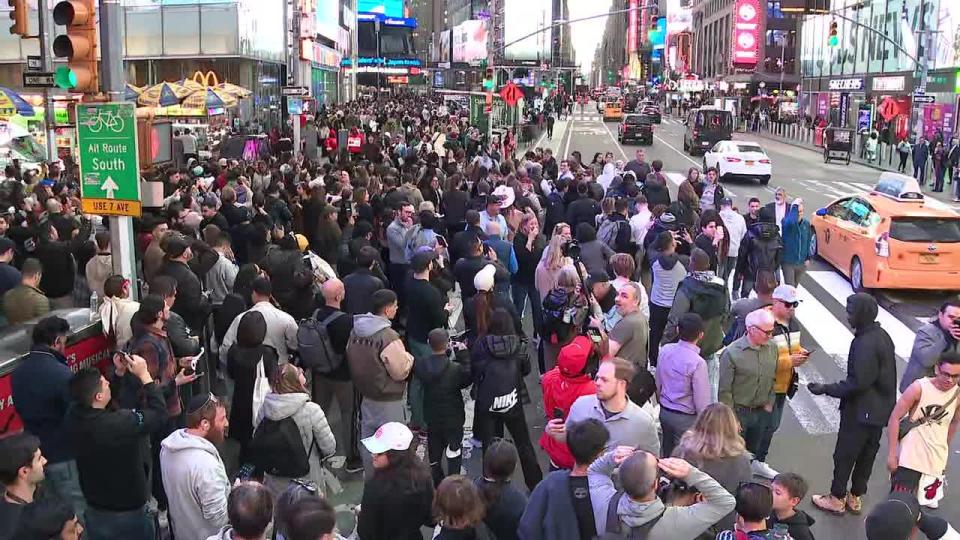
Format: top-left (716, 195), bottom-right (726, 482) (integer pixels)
top-left (36, 2), bottom-right (57, 162)
top-left (99, 0), bottom-right (139, 299)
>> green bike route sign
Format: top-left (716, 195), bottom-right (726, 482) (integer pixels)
top-left (77, 102), bottom-right (142, 217)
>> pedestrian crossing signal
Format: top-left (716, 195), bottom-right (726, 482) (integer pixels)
top-left (828, 20), bottom-right (838, 47)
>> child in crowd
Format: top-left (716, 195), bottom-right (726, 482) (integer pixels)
top-left (769, 472), bottom-right (816, 540)
top-left (433, 475), bottom-right (495, 539)
top-left (716, 482), bottom-right (776, 540)
top-left (413, 328), bottom-right (472, 486)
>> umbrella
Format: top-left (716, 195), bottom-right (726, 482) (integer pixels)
top-left (124, 83), bottom-right (143, 101)
top-left (182, 88), bottom-right (238, 110)
top-left (174, 78), bottom-right (205, 93)
top-left (215, 82), bottom-right (252, 98)
top-left (138, 82), bottom-right (193, 107)
top-left (0, 87), bottom-right (35, 116)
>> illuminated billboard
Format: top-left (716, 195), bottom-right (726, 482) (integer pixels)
top-left (503, 0), bottom-right (553, 61)
top-left (628, 0), bottom-right (638, 55)
top-left (315, 0), bottom-right (339, 41)
top-left (358, 0), bottom-right (404, 17)
top-left (453, 20), bottom-right (488, 63)
top-left (731, 0), bottom-right (760, 69)
top-left (666, 0), bottom-right (693, 34)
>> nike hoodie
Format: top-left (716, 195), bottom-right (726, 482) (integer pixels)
top-left (160, 429), bottom-right (231, 540)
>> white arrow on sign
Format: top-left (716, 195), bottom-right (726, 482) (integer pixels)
top-left (101, 176), bottom-right (119, 199)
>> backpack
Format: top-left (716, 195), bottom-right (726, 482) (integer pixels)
top-left (544, 191), bottom-right (565, 230)
top-left (723, 312), bottom-right (748, 346)
top-left (541, 287), bottom-right (573, 344)
top-left (248, 416), bottom-right (315, 478)
top-left (748, 236), bottom-right (782, 274)
top-left (597, 217), bottom-right (628, 251)
top-left (297, 310), bottom-right (347, 373)
top-left (598, 491), bottom-right (665, 539)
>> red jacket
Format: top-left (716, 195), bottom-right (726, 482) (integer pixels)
top-left (539, 336), bottom-right (597, 469)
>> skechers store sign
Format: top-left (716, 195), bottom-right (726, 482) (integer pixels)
top-left (356, 12), bottom-right (417, 28)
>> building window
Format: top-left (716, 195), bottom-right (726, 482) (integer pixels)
top-left (767, 1), bottom-right (784, 19)
top-left (163, 5), bottom-right (201, 56)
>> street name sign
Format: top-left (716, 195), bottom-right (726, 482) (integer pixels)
top-left (912, 94), bottom-right (934, 104)
top-left (77, 102), bottom-right (142, 217)
top-left (22, 73), bottom-right (55, 88)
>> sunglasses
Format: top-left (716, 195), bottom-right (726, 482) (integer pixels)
top-left (750, 326), bottom-right (775, 337)
top-left (778, 300), bottom-right (800, 308)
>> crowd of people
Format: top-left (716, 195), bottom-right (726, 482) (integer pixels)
top-left (0, 89), bottom-right (958, 540)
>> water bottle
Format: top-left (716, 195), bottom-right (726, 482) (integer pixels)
top-left (89, 291), bottom-right (100, 322)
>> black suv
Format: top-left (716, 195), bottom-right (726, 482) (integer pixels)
top-left (619, 114), bottom-right (653, 145)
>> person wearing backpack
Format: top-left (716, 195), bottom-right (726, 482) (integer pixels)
top-left (576, 223), bottom-right (615, 277)
top-left (305, 277), bottom-right (361, 474)
top-left (735, 208), bottom-right (782, 299)
top-left (226, 310), bottom-right (279, 463)
top-left (253, 363), bottom-right (337, 499)
top-left (715, 482), bottom-right (778, 540)
top-left (597, 198), bottom-right (633, 255)
top-left (587, 449), bottom-right (735, 540)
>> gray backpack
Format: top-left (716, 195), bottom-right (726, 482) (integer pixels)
top-left (599, 491), bottom-right (665, 540)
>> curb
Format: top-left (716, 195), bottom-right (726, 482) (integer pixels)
top-left (751, 131), bottom-right (900, 174)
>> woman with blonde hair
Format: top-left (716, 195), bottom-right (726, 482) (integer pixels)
top-left (673, 402), bottom-right (752, 532)
top-left (255, 363), bottom-right (337, 498)
top-left (534, 222), bottom-right (573, 300)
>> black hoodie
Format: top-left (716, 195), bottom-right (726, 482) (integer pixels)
top-left (413, 351), bottom-right (472, 430)
top-left (769, 509), bottom-right (816, 540)
top-left (821, 293), bottom-right (898, 426)
top-left (736, 220), bottom-right (782, 279)
top-left (470, 334), bottom-right (530, 414)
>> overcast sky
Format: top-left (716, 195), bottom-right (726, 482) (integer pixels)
top-left (567, 0), bottom-right (614, 77)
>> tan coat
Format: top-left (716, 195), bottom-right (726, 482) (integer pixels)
top-left (3, 284), bottom-right (50, 325)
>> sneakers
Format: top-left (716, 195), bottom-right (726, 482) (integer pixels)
top-left (845, 493), bottom-right (863, 514)
top-left (751, 460), bottom-right (779, 479)
top-left (812, 494), bottom-right (846, 515)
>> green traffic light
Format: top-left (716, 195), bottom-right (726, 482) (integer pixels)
top-left (828, 35), bottom-right (838, 47)
top-left (54, 66), bottom-right (78, 89)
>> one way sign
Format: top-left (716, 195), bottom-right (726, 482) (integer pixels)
top-left (281, 86), bottom-right (310, 97)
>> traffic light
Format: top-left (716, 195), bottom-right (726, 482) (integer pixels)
top-left (828, 20), bottom-right (838, 47)
top-left (8, 0), bottom-right (28, 37)
top-left (483, 67), bottom-right (495, 91)
top-left (52, 0), bottom-right (99, 93)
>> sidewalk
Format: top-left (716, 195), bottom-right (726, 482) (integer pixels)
top-left (750, 124), bottom-right (959, 201)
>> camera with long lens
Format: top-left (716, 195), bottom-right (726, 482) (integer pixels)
top-left (561, 239), bottom-right (581, 260)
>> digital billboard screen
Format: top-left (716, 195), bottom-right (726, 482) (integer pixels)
top-left (316, 0), bottom-right (339, 41)
top-left (358, 0), bottom-right (404, 17)
top-left (503, 0), bottom-right (552, 61)
top-left (453, 20), bottom-right (488, 63)
top-left (731, 0), bottom-right (760, 69)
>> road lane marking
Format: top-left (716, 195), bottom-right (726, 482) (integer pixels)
top-left (807, 270), bottom-right (917, 359)
top-left (653, 132), bottom-right (700, 168)
top-left (601, 121), bottom-right (629, 160)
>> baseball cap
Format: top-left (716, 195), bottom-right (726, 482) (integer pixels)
top-left (218, 158), bottom-right (228, 167)
top-left (719, 197), bottom-right (733, 207)
top-left (557, 335), bottom-right (593, 378)
top-left (410, 249), bottom-right (437, 273)
top-left (659, 212), bottom-right (677, 225)
top-left (163, 235), bottom-right (190, 258)
top-left (772, 284), bottom-right (801, 304)
top-left (361, 422), bottom-right (414, 454)
top-left (865, 491), bottom-right (919, 540)
top-left (474, 264), bottom-right (497, 293)
top-left (585, 270), bottom-right (610, 288)
top-left (0, 237), bottom-right (14, 255)
top-left (294, 233), bottom-right (309, 252)
top-left (38, 178), bottom-right (55, 188)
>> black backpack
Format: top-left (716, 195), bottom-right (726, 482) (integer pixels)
top-left (248, 416), bottom-right (314, 478)
top-left (297, 310), bottom-right (346, 374)
top-left (599, 491), bottom-right (665, 540)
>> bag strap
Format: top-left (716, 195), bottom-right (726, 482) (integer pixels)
top-left (604, 491), bottom-right (625, 533)
top-left (320, 311), bottom-right (346, 327)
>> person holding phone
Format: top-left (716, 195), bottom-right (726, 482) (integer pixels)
top-left (539, 335), bottom-right (599, 470)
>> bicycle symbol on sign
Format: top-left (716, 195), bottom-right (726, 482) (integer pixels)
top-left (82, 109), bottom-right (126, 134)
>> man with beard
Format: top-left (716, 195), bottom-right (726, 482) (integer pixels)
top-left (160, 394), bottom-right (232, 540)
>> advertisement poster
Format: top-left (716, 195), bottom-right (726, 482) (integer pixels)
top-left (817, 93), bottom-right (829, 119)
top-left (922, 104), bottom-right (956, 142)
top-left (839, 93), bottom-right (850, 127)
top-left (857, 104), bottom-right (873, 133)
top-left (357, 0), bottom-right (403, 17)
top-left (731, 0), bottom-right (761, 68)
top-left (452, 20), bottom-right (488, 63)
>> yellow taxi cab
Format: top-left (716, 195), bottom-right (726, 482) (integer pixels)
top-left (810, 173), bottom-right (960, 291)
top-left (603, 100), bottom-right (623, 122)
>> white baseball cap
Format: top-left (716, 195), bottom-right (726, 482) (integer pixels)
top-left (361, 422), bottom-right (414, 454)
top-left (772, 284), bottom-right (801, 304)
top-left (474, 264), bottom-right (497, 293)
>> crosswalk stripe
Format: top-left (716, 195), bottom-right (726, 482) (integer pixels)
top-left (806, 270), bottom-right (916, 359)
